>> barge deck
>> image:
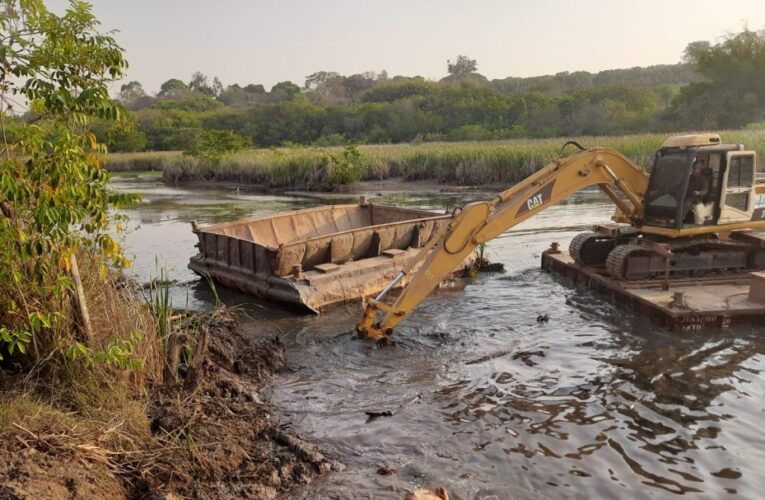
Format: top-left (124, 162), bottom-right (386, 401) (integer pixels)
top-left (541, 246), bottom-right (765, 330)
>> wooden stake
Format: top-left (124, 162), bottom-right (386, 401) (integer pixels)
top-left (70, 254), bottom-right (94, 347)
top-left (163, 332), bottom-right (188, 387)
top-left (184, 326), bottom-right (209, 393)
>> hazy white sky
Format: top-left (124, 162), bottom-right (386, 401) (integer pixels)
top-left (50, 0), bottom-right (765, 94)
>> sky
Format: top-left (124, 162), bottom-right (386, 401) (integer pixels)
top-left (48, 0), bottom-right (765, 94)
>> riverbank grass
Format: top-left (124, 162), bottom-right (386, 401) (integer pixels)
top-left (106, 129), bottom-right (765, 189)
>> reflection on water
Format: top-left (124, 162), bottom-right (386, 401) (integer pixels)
top-left (114, 173), bottom-right (765, 499)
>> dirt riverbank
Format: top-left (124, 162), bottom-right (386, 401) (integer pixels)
top-left (0, 310), bottom-right (336, 499)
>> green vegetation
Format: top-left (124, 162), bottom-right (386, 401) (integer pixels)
top-left (1, 0), bottom-right (141, 369)
top-left (106, 69), bottom-right (692, 152)
top-left (183, 128), bottom-right (250, 166)
top-left (0, 0), bottom-right (159, 474)
top-left (103, 27), bottom-right (765, 190)
top-left (669, 31), bottom-right (765, 128)
top-left (95, 29), bottom-right (765, 202)
top-left (108, 128), bottom-right (765, 189)
top-left (106, 149), bottom-right (179, 171)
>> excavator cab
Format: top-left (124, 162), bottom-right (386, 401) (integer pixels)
top-left (643, 134), bottom-right (758, 230)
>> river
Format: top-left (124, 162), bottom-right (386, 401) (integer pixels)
top-left (114, 172), bottom-right (765, 499)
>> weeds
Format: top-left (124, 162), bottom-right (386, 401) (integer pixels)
top-left (144, 261), bottom-right (172, 346)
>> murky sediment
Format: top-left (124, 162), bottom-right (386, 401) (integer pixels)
top-left (114, 172), bottom-right (765, 499)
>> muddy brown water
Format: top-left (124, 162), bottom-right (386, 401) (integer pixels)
top-left (114, 172), bottom-right (765, 499)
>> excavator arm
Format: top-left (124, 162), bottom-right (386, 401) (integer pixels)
top-left (356, 147), bottom-right (650, 344)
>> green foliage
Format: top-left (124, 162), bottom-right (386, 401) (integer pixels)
top-left (65, 330), bottom-right (144, 370)
top-left (327, 144), bottom-right (363, 185)
top-left (120, 75), bottom-right (684, 148)
top-left (97, 54), bottom-right (708, 150)
top-left (270, 81), bottom-right (302, 100)
top-left (362, 79), bottom-right (437, 103)
top-left (184, 129), bottom-right (250, 165)
top-left (447, 55), bottom-right (478, 77)
top-left (668, 29), bottom-right (765, 128)
top-left (0, 0), bottom-right (133, 366)
top-left (0, 326), bottom-right (32, 358)
top-left (91, 116), bottom-right (148, 152)
top-left (84, 29), bottom-right (760, 151)
top-left (158, 78), bottom-right (190, 98)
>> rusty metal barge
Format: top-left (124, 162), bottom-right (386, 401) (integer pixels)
top-left (542, 243), bottom-right (765, 331)
top-left (189, 198), bottom-right (476, 312)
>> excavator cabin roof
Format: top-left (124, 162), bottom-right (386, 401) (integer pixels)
top-left (661, 133), bottom-right (722, 149)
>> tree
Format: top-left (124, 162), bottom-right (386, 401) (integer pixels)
top-left (212, 76), bottom-right (224, 97)
top-left (270, 81), bottom-right (302, 101)
top-left (244, 84), bottom-right (266, 94)
top-left (304, 71), bottom-right (351, 106)
top-left (0, 0), bottom-right (136, 364)
top-left (158, 78), bottom-right (189, 98)
top-left (305, 71), bottom-right (340, 90)
top-left (118, 80), bottom-right (153, 110)
top-left (119, 81), bottom-right (146, 102)
top-left (668, 29), bottom-right (765, 128)
top-left (447, 55), bottom-right (478, 77)
top-left (188, 71), bottom-right (214, 96)
top-left (219, 83), bottom-right (269, 107)
top-left (184, 129), bottom-right (250, 165)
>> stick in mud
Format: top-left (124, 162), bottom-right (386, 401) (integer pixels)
top-left (364, 393), bottom-right (421, 420)
top-left (163, 332), bottom-right (188, 387)
top-left (266, 428), bottom-right (334, 474)
top-left (184, 326), bottom-right (210, 393)
top-left (70, 254), bottom-right (94, 346)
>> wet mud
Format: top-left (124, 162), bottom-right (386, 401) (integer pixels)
top-left (139, 311), bottom-right (335, 499)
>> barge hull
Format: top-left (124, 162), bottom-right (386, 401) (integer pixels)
top-left (190, 246), bottom-right (475, 312)
top-left (541, 249), bottom-right (765, 331)
top-left (189, 201), bottom-right (476, 311)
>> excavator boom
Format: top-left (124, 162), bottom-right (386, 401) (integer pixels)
top-left (356, 147), bottom-right (651, 344)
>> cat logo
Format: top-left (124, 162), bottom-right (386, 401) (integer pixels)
top-left (526, 193), bottom-right (544, 211)
top-left (517, 181), bottom-right (556, 217)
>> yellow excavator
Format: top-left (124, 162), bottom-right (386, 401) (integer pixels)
top-left (356, 134), bottom-right (765, 344)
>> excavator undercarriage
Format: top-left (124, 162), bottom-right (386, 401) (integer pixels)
top-left (569, 228), bottom-right (765, 281)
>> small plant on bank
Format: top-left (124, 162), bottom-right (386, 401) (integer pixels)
top-left (327, 143), bottom-right (364, 186)
top-left (145, 261), bottom-right (173, 346)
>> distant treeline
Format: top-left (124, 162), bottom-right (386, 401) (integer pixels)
top-left (92, 29), bottom-right (764, 152)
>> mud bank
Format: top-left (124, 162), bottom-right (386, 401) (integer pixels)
top-left (0, 310), bottom-right (335, 499)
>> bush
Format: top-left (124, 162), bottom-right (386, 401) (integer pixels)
top-left (327, 144), bottom-right (364, 185)
top-left (184, 129), bottom-right (250, 165)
